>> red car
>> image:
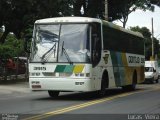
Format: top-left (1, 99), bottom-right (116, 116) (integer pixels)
top-left (6, 57), bottom-right (27, 74)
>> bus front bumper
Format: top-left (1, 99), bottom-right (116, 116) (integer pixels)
top-left (29, 77), bottom-right (96, 92)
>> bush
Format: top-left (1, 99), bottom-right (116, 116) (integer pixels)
top-left (0, 33), bottom-right (25, 59)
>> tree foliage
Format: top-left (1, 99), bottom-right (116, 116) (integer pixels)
top-left (130, 26), bottom-right (160, 60)
top-left (0, 0), bottom-right (159, 44)
top-left (0, 33), bottom-right (24, 59)
top-left (150, 0), bottom-right (160, 6)
top-left (113, 0), bottom-right (154, 28)
top-left (0, 0), bottom-right (73, 44)
top-left (73, 0), bottom-right (155, 28)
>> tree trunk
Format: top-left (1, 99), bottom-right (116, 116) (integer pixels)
top-left (123, 20), bottom-right (127, 28)
top-left (122, 15), bottom-right (128, 28)
top-left (0, 30), bottom-right (9, 44)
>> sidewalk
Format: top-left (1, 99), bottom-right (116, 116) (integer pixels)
top-left (0, 81), bottom-right (30, 94)
top-left (0, 74), bottom-right (26, 81)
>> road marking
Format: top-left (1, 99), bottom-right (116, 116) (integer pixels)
top-left (22, 92), bottom-right (137, 120)
top-left (22, 86), bottom-right (160, 120)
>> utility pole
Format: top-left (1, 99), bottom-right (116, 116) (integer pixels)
top-left (105, 0), bottom-right (108, 21)
top-left (151, 17), bottom-right (154, 60)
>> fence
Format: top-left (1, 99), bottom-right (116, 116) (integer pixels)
top-left (0, 58), bottom-right (27, 81)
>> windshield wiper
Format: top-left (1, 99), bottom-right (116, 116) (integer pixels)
top-left (61, 41), bottom-right (73, 65)
top-left (41, 43), bottom-right (56, 63)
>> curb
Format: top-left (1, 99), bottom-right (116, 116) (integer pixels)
top-left (0, 79), bottom-right (28, 85)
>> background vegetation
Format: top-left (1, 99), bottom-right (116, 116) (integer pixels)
top-left (0, 0), bottom-right (160, 60)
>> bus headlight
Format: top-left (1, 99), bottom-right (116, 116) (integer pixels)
top-left (75, 73), bottom-right (90, 77)
top-left (86, 73), bottom-right (90, 77)
top-left (75, 73), bottom-right (84, 77)
top-left (59, 73), bottom-right (72, 77)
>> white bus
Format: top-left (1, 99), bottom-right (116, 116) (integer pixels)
top-left (29, 17), bottom-right (145, 97)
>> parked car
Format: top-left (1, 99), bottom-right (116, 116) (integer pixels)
top-left (6, 57), bottom-right (27, 74)
top-left (158, 67), bottom-right (160, 79)
top-left (145, 61), bottom-right (159, 83)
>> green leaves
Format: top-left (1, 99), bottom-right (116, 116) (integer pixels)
top-left (0, 34), bottom-right (24, 59)
top-left (130, 26), bottom-right (160, 60)
top-left (0, 0), bottom-right (159, 44)
top-left (0, 45), bottom-right (14, 59)
top-left (0, 0), bottom-right (73, 44)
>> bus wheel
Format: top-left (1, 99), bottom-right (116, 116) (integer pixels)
top-left (122, 72), bottom-right (137, 91)
top-left (97, 72), bottom-right (108, 97)
top-left (48, 91), bottom-right (60, 98)
top-left (130, 72), bottom-right (137, 90)
top-left (149, 77), bottom-right (154, 84)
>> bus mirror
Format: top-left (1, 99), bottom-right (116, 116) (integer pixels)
top-left (153, 69), bottom-right (156, 72)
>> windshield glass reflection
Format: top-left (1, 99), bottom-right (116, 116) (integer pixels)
top-left (59, 24), bottom-right (90, 63)
top-left (30, 25), bottom-right (60, 62)
top-left (30, 24), bottom-right (90, 63)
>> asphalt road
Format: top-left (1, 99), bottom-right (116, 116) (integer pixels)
top-left (0, 81), bottom-right (160, 120)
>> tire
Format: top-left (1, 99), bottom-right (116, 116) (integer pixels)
top-left (48, 91), bottom-right (60, 98)
top-left (97, 79), bottom-right (106, 97)
top-left (155, 79), bottom-right (159, 83)
top-left (97, 72), bottom-right (108, 97)
top-left (122, 71), bottom-right (137, 91)
top-left (150, 77), bottom-right (154, 84)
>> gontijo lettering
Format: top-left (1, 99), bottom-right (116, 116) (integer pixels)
top-left (128, 55), bottom-right (145, 64)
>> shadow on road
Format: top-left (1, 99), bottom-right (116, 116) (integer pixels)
top-left (35, 88), bottom-right (144, 101)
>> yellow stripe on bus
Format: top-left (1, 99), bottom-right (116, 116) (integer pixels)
top-left (121, 53), bottom-right (131, 85)
top-left (73, 65), bottom-right (85, 73)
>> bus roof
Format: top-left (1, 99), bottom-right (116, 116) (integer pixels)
top-left (35, 17), bottom-right (143, 38)
top-left (102, 20), bottom-right (144, 38)
top-left (35, 17), bottom-right (101, 24)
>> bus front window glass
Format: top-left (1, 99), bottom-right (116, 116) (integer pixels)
top-left (30, 25), bottom-right (60, 62)
top-left (58, 24), bottom-right (90, 63)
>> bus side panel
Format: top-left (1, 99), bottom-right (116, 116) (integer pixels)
top-left (91, 50), bottom-right (117, 90)
top-left (110, 51), bottom-right (145, 87)
top-left (110, 51), bottom-right (126, 87)
top-left (125, 53), bottom-right (145, 84)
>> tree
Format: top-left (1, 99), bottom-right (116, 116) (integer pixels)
top-left (73, 0), bottom-right (103, 18)
top-left (0, 0), bottom-right (73, 44)
top-left (0, 0), bottom-right (34, 44)
top-left (0, 34), bottom-right (24, 59)
top-left (150, 0), bottom-right (160, 6)
top-left (0, 0), bottom-right (159, 44)
top-left (120, 0), bottom-right (154, 28)
top-left (73, 0), bottom-right (155, 27)
top-left (130, 26), bottom-right (160, 60)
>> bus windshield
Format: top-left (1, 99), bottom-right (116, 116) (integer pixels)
top-left (30, 24), bottom-right (90, 63)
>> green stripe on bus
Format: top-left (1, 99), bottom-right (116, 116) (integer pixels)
top-left (64, 65), bottom-right (74, 73)
top-left (55, 65), bottom-right (84, 73)
top-left (55, 65), bottom-right (66, 73)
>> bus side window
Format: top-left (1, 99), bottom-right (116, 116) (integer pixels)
top-left (91, 23), bottom-right (101, 67)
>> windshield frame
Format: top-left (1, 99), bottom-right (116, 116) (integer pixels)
top-left (145, 67), bottom-right (154, 72)
top-left (30, 23), bottom-right (92, 64)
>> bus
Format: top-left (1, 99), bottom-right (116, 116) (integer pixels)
top-left (29, 17), bottom-right (145, 97)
